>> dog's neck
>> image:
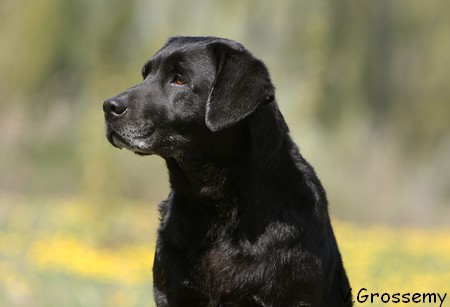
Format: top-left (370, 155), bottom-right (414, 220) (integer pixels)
top-left (165, 103), bottom-right (301, 203)
top-left (165, 142), bottom-right (248, 204)
top-left (163, 103), bottom-right (328, 242)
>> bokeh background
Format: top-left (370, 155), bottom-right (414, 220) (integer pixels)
top-left (1, 1), bottom-right (449, 306)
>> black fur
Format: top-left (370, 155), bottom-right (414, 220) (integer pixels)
top-left (103, 36), bottom-right (352, 307)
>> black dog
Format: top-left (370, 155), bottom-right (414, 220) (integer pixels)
top-left (103, 36), bottom-right (352, 307)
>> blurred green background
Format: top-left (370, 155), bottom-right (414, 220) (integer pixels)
top-left (1, 1), bottom-right (449, 306)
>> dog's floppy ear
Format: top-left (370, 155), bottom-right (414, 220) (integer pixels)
top-left (205, 40), bottom-right (275, 132)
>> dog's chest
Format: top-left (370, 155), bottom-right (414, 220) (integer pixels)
top-left (184, 241), bottom-right (263, 301)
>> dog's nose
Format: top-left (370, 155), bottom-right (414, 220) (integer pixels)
top-left (103, 97), bottom-right (127, 116)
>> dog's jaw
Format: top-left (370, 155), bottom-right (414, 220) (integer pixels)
top-left (105, 129), bottom-right (123, 149)
top-left (105, 122), bottom-right (158, 154)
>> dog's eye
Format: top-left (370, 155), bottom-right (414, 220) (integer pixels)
top-left (172, 74), bottom-right (187, 86)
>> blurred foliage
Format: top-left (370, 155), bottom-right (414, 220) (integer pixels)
top-left (1, 0), bottom-right (449, 225)
top-left (0, 197), bottom-right (449, 306)
top-left (0, 196), bottom-right (157, 306)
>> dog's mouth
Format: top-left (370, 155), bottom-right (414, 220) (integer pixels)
top-left (106, 130), bottom-right (127, 149)
top-left (105, 127), bottom-right (154, 155)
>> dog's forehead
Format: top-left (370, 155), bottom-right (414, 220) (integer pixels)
top-left (147, 41), bottom-right (214, 73)
top-left (151, 36), bottom-right (244, 63)
top-left (143, 36), bottom-right (247, 77)
top-left (155, 39), bottom-right (210, 60)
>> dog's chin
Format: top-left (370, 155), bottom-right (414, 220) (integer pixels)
top-left (106, 130), bottom-right (154, 156)
top-left (106, 131), bottom-right (124, 149)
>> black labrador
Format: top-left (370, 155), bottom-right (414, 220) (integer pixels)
top-left (103, 36), bottom-right (352, 307)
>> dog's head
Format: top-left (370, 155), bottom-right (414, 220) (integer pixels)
top-left (103, 36), bottom-right (275, 157)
